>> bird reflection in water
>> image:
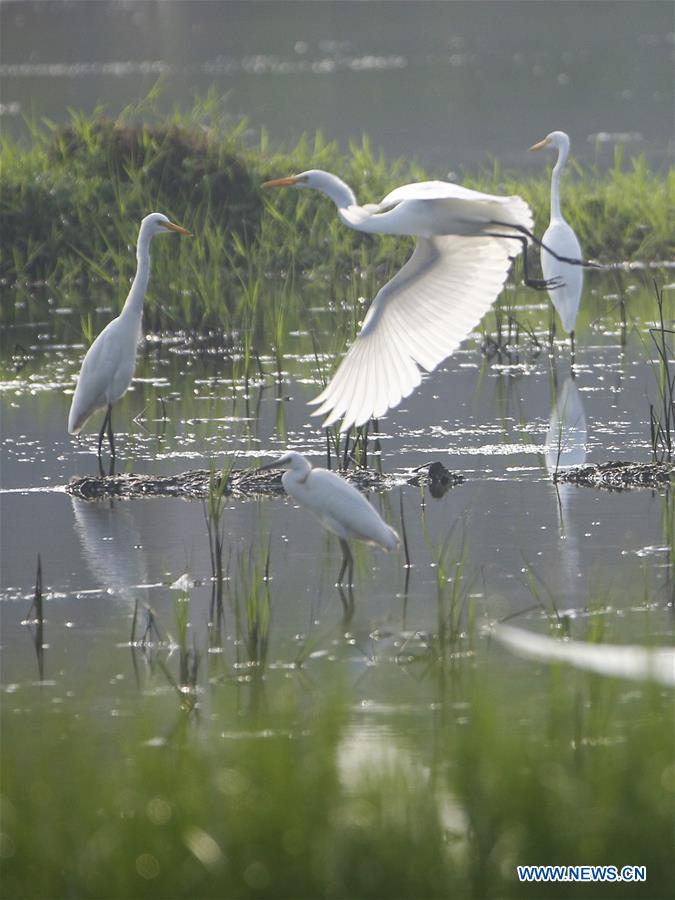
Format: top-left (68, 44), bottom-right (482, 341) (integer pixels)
top-left (545, 375), bottom-right (587, 475)
top-left (545, 374), bottom-right (588, 605)
top-left (70, 496), bottom-right (158, 683)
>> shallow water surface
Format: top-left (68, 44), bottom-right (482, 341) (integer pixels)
top-left (1, 1), bottom-right (672, 170)
top-left (1, 273), bottom-right (672, 725)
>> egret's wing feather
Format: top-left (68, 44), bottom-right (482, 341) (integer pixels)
top-left (541, 221), bottom-right (584, 332)
top-left (378, 180), bottom-right (530, 212)
top-left (67, 317), bottom-right (136, 433)
top-left (68, 328), bottom-right (119, 432)
top-left (365, 193), bottom-right (533, 238)
top-left (302, 470), bottom-right (400, 549)
top-left (310, 235), bottom-right (514, 431)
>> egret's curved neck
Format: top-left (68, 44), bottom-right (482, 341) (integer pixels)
top-left (550, 140), bottom-right (569, 222)
top-left (122, 226), bottom-right (153, 319)
top-left (284, 457), bottom-right (312, 485)
top-left (313, 173), bottom-right (358, 212)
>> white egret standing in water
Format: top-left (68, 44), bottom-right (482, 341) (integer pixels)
top-left (259, 450), bottom-right (399, 584)
top-left (68, 213), bottom-right (192, 472)
top-left (530, 131), bottom-right (584, 353)
top-left (262, 169), bottom-right (593, 431)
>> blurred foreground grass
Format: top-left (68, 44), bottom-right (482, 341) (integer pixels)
top-left (2, 657), bottom-right (672, 899)
top-left (1, 90), bottom-right (673, 334)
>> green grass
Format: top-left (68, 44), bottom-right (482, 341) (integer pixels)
top-left (2, 91), bottom-right (673, 337)
top-left (2, 653), bottom-right (672, 899)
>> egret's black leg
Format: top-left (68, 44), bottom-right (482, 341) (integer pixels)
top-left (342, 431), bottom-right (351, 470)
top-left (106, 405), bottom-right (116, 475)
top-left (570, 331), bottom-right (576, 368)
top-left (548, 314), bottom-right (557, 348)
top-left (106, 405), bottom-right (115, 458)
top-left (489, 221), bottom-right (603, 269)
top-left (337, 584), bottom-right (355, 627)
top-left (97, 407), bottom-right (111, 476)
top-left (337, 538), bottom-right (353, 586)
top-left (483, 231), bottom-right (563, 291)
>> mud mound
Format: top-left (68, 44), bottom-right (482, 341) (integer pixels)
top-left (554, 460), bottom-right (674, 490)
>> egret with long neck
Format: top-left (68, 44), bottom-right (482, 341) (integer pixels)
top-left (263, 170), bottom-right (550, 430)
top-left (530, 131), bottom-right (584, 355)
top-left (68, 212), bottom-right (191, 473)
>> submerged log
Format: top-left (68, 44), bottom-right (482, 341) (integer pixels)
top-left (554, 460), bottom-right (675, 490)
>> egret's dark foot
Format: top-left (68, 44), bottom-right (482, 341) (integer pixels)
top-left (489, 221), bottom-right (603, 269)
top-left (524, 275), bottom-right (565, 292)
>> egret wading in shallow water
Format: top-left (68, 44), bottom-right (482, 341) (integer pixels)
top-left (68, 213), bottom-right (192, 474)
top-left (262, 169), bottom-right (592, 431)
top-left (530, 131), bottom-right (583, 355)
top-left (259, 450), bottom-right (400, 585)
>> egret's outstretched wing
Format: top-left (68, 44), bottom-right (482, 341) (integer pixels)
top-left (310, 234), bottom-right (515, 431)
top-left (377, 180), bottom-right (522, 207)
top-left (374, 181), bottom-right (533, 231)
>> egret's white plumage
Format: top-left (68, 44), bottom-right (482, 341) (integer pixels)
top-left (263, 170), bottom-right (534, 431)
top-left (68, 212), bottom-right (191, 465)
top-left (530, 131), bottom-right (583, 337)
top-left (263, 450), bottom-right (399, 583)
top-left (495, 624), bottom-right (675, 687)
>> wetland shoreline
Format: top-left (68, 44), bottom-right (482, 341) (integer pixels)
top-left (2, 97), bottom-right (673, 336)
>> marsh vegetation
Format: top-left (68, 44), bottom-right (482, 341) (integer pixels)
top-left (1, 90), bottom-right (673, 899)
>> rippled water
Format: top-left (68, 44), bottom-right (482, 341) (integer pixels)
top-left (1, 273), bottom-right (672, 715)
top-left (1, 0), bottom-right (674, 709)
top-left (1, 1), bottom-right (672, 170)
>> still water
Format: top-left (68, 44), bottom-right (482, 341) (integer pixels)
top-left (1, 273), bottom-right (673, 711)
top-left (1, 0), bottom-right (673, 735)
top-left (1, 0), bottom-right (673, 170)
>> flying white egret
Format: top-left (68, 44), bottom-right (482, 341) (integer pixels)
top-left (262, 169), bottom-right (589, 431)
top-left (494, 624), bottom-right (675, 687)
top-left (68, 212), bottom-right (192, 472)
top-left (259, 450), bottom-right (400, 584)
top-left (530, 131), bottom-right (583, 353)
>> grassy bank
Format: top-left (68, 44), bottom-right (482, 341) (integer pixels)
top-left (2, 656), bottom-right (672, 900)
top-left (1, 93), bottom-right (673, 334)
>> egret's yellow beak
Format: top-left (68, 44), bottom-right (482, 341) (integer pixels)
top-left (163, 221), bottom-right (193, 236)
top-left (529, 138), bottom-right (551, 152)
top-left (261, 176), bottom-right (300, 189)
